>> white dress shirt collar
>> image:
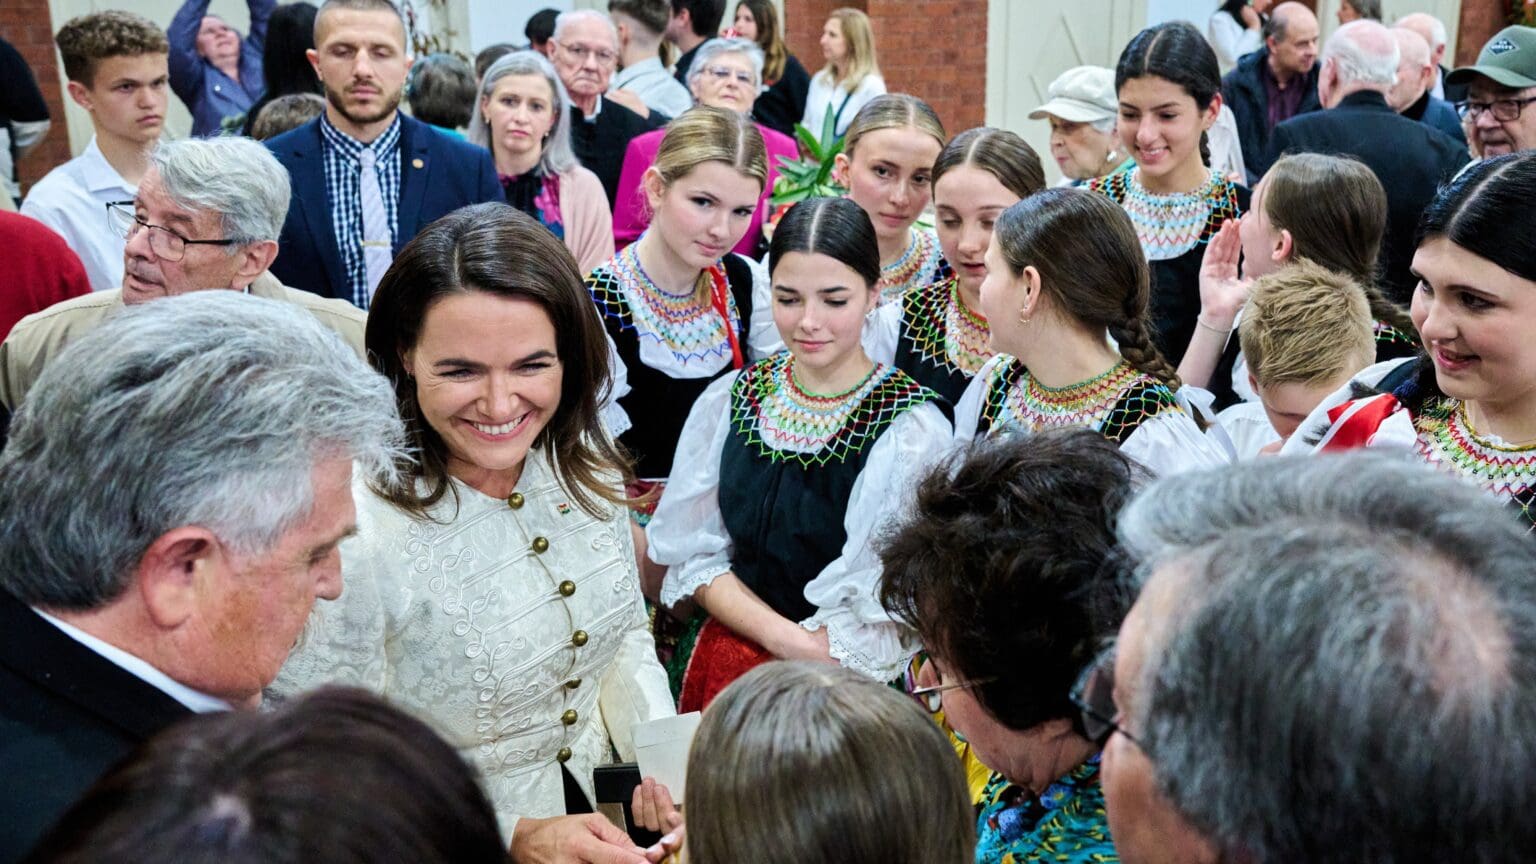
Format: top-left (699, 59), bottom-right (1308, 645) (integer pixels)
top-left (32, 607), bottom-right (232, 714)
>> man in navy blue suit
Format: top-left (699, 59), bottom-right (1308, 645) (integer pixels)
top-left (265, 0), bottom-right (501, 308)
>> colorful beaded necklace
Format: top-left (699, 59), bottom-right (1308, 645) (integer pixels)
top-left (904, 276), bottom-right (992, 376)
top-left (731, 353), bottom-right (933, 464)
top-left (1111, 168), bottom-right (1238, 262)
top-left (1414, 397), bottom-right (1536, 527)
top-left (995, 359), bottom-right (1143, 433)
top-left (877, 227), bottom-right (944, 305)
top-left (594, 242), bottom-right (739, 366)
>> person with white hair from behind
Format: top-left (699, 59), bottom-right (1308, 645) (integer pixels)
top-left (1387, 26), bottom-right (1465, 143)
top-left (1266, 19), bottom-right (1468, 305)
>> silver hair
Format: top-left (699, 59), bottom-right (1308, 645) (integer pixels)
top-left (149, 137), bottom-right (292, 247)
top-left (1399, 12), bottom-right (1448, 50)
top-left (1118, 453), bottom-right (1536, 862)
top-left (468, 50), bottom-right (577, 175)
top-left (686, 37), bottom-right (766, 90)
top-left (552, 9), bottom-right (619, 48)
top-left (0, 292), bottom-right (407, 611)
top-left (1323, 20), bottom-right (1400, 89)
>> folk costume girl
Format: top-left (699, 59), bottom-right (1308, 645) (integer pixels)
top-left (1091, 22), bottom-right (1248, 368)
top-left (648, 197), bottom-right (951, 711)
top-left (585, 107), bottom-right (773, 481)
top-left (955, 188), bottom-right (1232, 475)
top-left (867, 127), bottom-right (1046, 404)
top-left (1286, 153), bottom-right (1536, 531)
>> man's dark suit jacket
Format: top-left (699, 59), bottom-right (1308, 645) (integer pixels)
top-left (1268, 90), bottom-right (1470, 306)
top-left (0, 591), bottom-right (192, 862)
top-left (1222, 48), bottom-right (1323, 184)
top-left (265, 112), bottom-right (503, 306)
top-left (1403, 89), bottom-right (1467, 145)
top-left (569, 98), bottom-right (668, 208)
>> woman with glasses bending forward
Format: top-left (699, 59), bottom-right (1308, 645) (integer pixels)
top-left (878, 428), bottom-right (1142, 864)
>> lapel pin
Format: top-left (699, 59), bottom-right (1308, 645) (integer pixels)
top-left (412, 158), bottom-right (424, 169)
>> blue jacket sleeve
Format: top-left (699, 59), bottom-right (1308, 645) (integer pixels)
top-left (246, 0), bottom-right (277, 54)
top-left (167, 0), bottom-right (212, 107)
top-left (475, 147), bottom-right (503, 204)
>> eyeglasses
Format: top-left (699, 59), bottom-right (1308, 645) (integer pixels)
top-left (1455, 96), bottom-right (1536, 122)
top-left (107, 201), bottom-right (238, 262)
top-left (910, 674), bottom-right (997, 714)
top-left (1069, 646), bottom-right (1138, 746)
top-left (558, 41), bottom-right (617, 66)
top-left (701, 64), bottom-right (756, 87)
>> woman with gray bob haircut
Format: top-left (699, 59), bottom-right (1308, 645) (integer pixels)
top-left (684, 661), bottom-right (974, 864)
top-left (0, 290), bottom-right (405, 611)
top-left (1098, 452), bottom-right (1536, 864)
top-left (468, 49), bottom-right (613, 273)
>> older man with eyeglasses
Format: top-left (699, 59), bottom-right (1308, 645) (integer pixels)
top-left (1448, 25), bottom-right (1536, 158)
top-left (1098, 452), bottom-right (1536, 864)
top-left (0, 136), bottom-right (364, 415)
top-left (552, 9), bottom-right (667, 206)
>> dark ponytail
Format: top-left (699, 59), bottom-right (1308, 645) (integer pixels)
top-left (1116, 21), bottom-right (1221, 169)
top-left (993, 188), bottom-right (1183, 391)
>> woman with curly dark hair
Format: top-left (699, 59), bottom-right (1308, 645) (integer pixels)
top-left (879, 427), bottom-right (1143, 864)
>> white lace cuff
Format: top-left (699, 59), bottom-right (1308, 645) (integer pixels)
top-left (803, 610), bottom-right (916, 683)
top-left (658, 558), bottom-right (732, 608)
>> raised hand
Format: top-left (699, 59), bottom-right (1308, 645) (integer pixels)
top-left (1198, 219), bottom-right (1251, 329)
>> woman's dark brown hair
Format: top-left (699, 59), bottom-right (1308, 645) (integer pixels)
top-left (994, 187), bottom-right (1184, 389)
top-left (737, 0), bottom-right (786, 83)
top-left (878, 428), bottom-right (1142, 733)
top-left (931, 127), bottom-right (1046, 202)
top-left (1263, 153), bottom-right (1414, 334)
top-left (24, 688), bottom-right (507, 864)
top-left (366, 202), bottom-right (632, 519)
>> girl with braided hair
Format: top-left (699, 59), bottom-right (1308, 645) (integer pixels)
top-left (954, 187), bottom-right (1232, 475)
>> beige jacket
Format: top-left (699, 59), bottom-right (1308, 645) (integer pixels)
top-left (0, 272), bottom-right (367, 411)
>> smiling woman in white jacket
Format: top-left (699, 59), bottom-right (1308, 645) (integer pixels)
top-left (272, 204), bottom-right (674, 860)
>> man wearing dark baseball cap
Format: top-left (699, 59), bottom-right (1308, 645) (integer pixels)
top-left (1448, 25), bottom-right (1536, 157)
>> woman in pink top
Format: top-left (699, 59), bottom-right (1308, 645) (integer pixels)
top-left (612, 37), bottom-right (797, 258)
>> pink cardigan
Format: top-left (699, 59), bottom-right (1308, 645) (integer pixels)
top-left (556, 165), bottom-right (617, 275)
top-left (611, 121), bottom-right (798, 255)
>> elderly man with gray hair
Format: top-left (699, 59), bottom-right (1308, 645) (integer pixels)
top-left (0, 291), bottom-right (404, 861)
top-left (0, 135), bottom-right (365, 414)
top-left (1088, 453), bottom-right (1536, 864)
top-left (1388, 26), bottom-right (1465, 143)
top-left (1266, 19), bottom-right (1468, 306)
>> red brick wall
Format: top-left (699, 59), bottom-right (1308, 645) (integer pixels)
top-left (0, 0), bottom-right (69, 191)
top-left (868, 0), bottom-right (985, 135)
top-left (782, 0), bottom-right (985, 136)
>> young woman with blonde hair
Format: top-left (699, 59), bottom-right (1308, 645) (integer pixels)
top-left (802, 7), bottom-right (885, 138)
top-left (585, 106), bottom-right (772, 482)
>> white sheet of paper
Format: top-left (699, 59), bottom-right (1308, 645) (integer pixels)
top-left (632, 712), bottom-right (701, 801)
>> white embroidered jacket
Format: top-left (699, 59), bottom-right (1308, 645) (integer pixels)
top-left (272, 451), bottom-right (674, 839)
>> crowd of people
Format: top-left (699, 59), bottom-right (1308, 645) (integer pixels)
top-left (2, 0), bottom-right (1536, 862)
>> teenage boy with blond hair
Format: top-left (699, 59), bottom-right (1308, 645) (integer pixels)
top-left (22, 12), bottom-right (168, 293)
top-left (1219, 260), bottom-right (1377, 457)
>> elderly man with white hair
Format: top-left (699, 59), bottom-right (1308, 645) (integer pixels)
top-left (0, 290), bottom-right (404, 860)
top-left (0, 135), bottom-right (366, 414)
top-left (1266, 19), bottom-right (1468, 305)
top-left (1389, 26), bottom-right (1465, 143)
top-left (552, 9), bottom-right (666, 206)
top-left (1397, 11), bottom-right (1464, 102)
top-left (1094, 453), bottom-right (1536, 864)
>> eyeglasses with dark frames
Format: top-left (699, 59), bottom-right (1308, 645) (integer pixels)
top-left (106, 201), bottom-right (240, 262)
top-left (1069, 646), bottom-right (1138, 747)
top-left (1456, 96), bottom-right (1536, 123)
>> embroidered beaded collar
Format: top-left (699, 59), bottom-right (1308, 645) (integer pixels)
top-left (1096, 168), bottom-right (1240, 262)
top-left (877, 228), bottom-right (945, 306)
top-left (983, 357), bottom-right (1178, 436)
top-left (1413, 397), bottom-right (1536, 528)
top-left (903, 276), bottom-right (992, 376)
top-left (730, 353), bottom-right (935, 465)
top-left (587, 242), bottom-right (740, 366)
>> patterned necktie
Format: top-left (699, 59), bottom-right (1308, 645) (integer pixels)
top-left (358, 146), bottom-right (392, 302)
